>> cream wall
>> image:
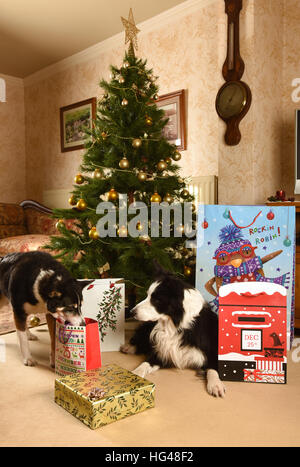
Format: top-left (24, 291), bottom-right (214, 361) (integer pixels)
top-left (0, 74), bottom-right (26, 203)
top-left (18, 0), bottom-right (300, 206)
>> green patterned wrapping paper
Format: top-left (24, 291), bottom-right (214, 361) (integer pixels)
top-left (54, 364), bottom-right (155, 429)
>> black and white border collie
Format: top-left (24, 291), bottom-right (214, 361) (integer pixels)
top-left (121, 263), bottom-right (226, 397)
top-left (0, 251), bottom-right (91, 367)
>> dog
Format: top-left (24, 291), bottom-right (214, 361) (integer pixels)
top-left (0, 251), bottom-right (91, 367)
top-left (120, 263), bottom-right (226, 397)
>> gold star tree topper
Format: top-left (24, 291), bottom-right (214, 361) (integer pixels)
top-left (121, 8), bottom-right (140, 56)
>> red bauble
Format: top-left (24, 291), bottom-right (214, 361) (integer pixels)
top-left (202, 220), bottom-right (208, 229)
top-left (267, 210), bottom-right (274, 220)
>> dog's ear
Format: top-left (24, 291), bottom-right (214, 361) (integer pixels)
top-left (153, 259), bottom-right (171, 279)
top-left (77, 279), bottom-right (95, 290)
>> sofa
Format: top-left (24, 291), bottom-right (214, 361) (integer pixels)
top-left (0, 200), bottom-right (57, 256)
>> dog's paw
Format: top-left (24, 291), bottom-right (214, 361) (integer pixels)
top-left (120, 343), bottom-right (136, 354)
top-left (207, 379), bottom-right (226, 398)
top-left (206, 369), bottom-right (226, 398)
top-left (50, 353), bottom-right (55, 368)
top-left (132, 362), bottom-right (150, 378)
top-left (24, 357), bottom-right (37, 367)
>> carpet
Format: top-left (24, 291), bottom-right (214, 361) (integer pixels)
top-left (0, 295), bottom-right (46, 335)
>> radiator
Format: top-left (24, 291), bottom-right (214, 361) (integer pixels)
top-left (187, 175), bottom-right (218, 206)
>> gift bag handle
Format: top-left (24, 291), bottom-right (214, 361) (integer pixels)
top-left (229, 210), bottom-right (262, 229)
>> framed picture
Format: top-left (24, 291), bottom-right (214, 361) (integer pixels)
top-left (60, 97), bottom-right (96, 152)
top-left (156, 89), bottom-right (186, 150)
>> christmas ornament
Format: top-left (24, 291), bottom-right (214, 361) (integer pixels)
top-left (117, 225), bottom-right (128, 237)
top-left (121, 98), bottom-right (128, 106)
top-left (68, 195), bottom-right (77, 206)
top-left (161, 171), bottom-right (168, 178)
top-left (107, 188), bottom-right (118, 202)
top-left (181, 189), bottom-right (190, 199)
top-left (176, 225), bottom-right (185, 234)
top-left (157, 160), bottom-right (167, 171)
top-left (202, 220), bottom-right (209, 229)
top-left (101, 131), bottom-right (108, 140)
top-left (118, 76), bottom-right (125, 84)
top-left (89, 227), bottom-right (99, 240)
top-left (132, 138), bottom-right (142, 148)
top-left (165, 157), bottom-right (172, 165)
top-left (172, 151), bottom-right (182, 161)
top-left (184, 266), bottom-right (192, 277)
top-left (121, 8), bottom-right (140, 55)
top-left (122, 61), bottom-right (130, 69)
top-left (163, 193), bottom-right (173, 203)
top-left (223, 208), bottom-right (230, 219)
top-left (151, 192), bottom-right (162, 203)
top-left (283, 237), bottom-right (291, 247)
top-left (74, 174), bottom-right (84, 184)
top-left (143, 132), bottom-right (149, 139)
top-left (119, 157), bottom-right (130, 169)
top-left (145, 116), bottom-right (153, 126)
top-left (136, 222), bottom-right (143, 231)
top-left (153, 94), bottom-right (159, 100)
top-left (267, 210), bottom-right (275, 220)
top-left (56, 219), bottom-right (65, 230)
top-left (93, 168), bottom-right (104, 179)
top-left (76, 199), bottom-right (87, 211)
top-left (138, 171), bottom-right (147, 182)
top-left (29, 315), bottom-right (40, 327)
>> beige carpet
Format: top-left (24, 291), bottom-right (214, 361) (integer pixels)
top-left (1, 325), bottom-right (300, 447)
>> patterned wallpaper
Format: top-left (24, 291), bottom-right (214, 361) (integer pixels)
top-left (0, 76), bottom-right (26, 203)
top-left (18, 0), bottom-right (300, 205)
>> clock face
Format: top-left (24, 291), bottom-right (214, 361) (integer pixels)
top-left (216, 81), bottom-right (248, 119)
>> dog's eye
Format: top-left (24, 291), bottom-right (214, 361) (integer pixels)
top-left (49, 290), bottom-right (62, 298)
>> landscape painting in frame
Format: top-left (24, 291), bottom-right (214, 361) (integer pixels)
top-left (156, 89), bottom-right (186, 150)
top-left (60, 97), bottom-right (96, 152)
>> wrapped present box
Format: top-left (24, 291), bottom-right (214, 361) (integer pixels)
top-left (54, 364), bottom-right (155, 429)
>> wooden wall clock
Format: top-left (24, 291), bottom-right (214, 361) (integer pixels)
top-left (216, 0), bottom-right (252, 146)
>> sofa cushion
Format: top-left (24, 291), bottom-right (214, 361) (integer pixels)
top-left (24, 208), bottom-right (57, 235)
top-left (0, 234), bottom-right (52, 256)
top-left (0, 203), bottom-right (27, 239)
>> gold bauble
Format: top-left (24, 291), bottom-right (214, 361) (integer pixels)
top-left (161, 171), bottom-right (168, 178)
top-left (107, 188), bottom-right (118, 202)
top-left (123, 61), bottom-right (130, 69)
top-left (93, 168), bottom-right (104, 180)
top-left (138, 171), bottom-right (147, 182)
top-left (89, 227), bottom-right (99, 240)
top-left (119, 157), bottom-right (130, 169)
top-left (154, 94), bottom-right (159, 100)
top-left (165, 157), bottom-right (172, 164)
top-left (56, 219), bottom-right (65, 230)
top-left (184, 265), bottom-right (192, 277)
top-left (136, 222), bottom-right (143, 231)
top-left (74, 174), bottom-right (84, 184)
top-left (150, 192), bottom-right (162, 203)
top-left (118, 76), bottom-right (125, 84)
top-left (157, 160), bottom-right (167, 171)
top-left (101, 131), bottom-right (108, 140)
top-left (76, 199), bottom-right (87, 211)
top-left (132, 138), bottom-right (142, 148)
top-left (163, 193), bottom-right (173, 203)
top-left (29, 315), bottom-right (40, 327)
top-left (121, 98), bottom-right (128, 106)
top-left (117, 225), bottom-right (128, 237)
top-left (172, 151), bottom-right (182, 161)
top-left (146, 116), bottom-right (153, 126)
top-left (68, 195), bottom-right (77, 206)
top-left (181, 189), bottom-right (190, 199)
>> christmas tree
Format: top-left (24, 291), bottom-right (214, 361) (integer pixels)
top-left (47, 10), bottom-right (195, 299)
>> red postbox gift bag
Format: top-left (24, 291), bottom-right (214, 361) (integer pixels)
top-left (55, 318), bottom-right (101, 376)
top-left (218, 282), bottom-right (287, 384)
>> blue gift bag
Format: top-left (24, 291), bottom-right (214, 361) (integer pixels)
top-left (195, 205), bottom-right (295, 346)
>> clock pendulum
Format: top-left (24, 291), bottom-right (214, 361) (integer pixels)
top-left (216, 0), bottom-right (252, 146)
